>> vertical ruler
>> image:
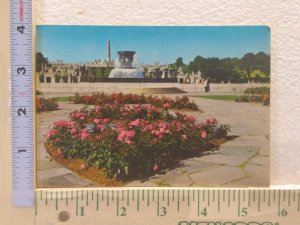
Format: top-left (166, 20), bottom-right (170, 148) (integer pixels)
top-left (35, 188), bottom-right (300, 225)
top-left (10, 0), bottom-right (34, 207)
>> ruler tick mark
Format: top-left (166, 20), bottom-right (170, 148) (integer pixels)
top-left (97, 190), bottom-right (99, 211)
top-left (218, 190), bottom-right (220, 212)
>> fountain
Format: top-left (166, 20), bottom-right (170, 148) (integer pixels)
top-left (109, 51), bottom-right (144, 78)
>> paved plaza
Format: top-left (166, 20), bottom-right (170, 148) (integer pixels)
top-left (36, 95), bottom-right (269, 188)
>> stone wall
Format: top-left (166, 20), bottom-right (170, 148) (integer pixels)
top-left (37, 82), bottom-right (270, 94)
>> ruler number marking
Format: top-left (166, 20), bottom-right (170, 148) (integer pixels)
top-left (241, 207), bottom-right (248, 217)
top-left (281, 208), bottom-right (288, 217)
top-left (159, 207), bottom-right (167, 216)
top-left (120, 206), bottom-right (126, 216)
top-left (17, 67), bottom-right (26, 75)
top-left (17, 108), bottom-right (26, 116)
top-left (17, 25), bottom-right (25, 34)
top-left (200, 207), bottom-right (207, 217)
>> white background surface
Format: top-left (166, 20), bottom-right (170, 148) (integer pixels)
top-left (33, 0), bottom-right (300, 186)
top-left (0, 0), bottom-right (300, 224)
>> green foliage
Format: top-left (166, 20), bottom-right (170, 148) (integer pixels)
top-left (250, 69), bottom-right (268, 78)
top-left (87, 67), bottom-right (114, 79)
top-left (39, 73), bottom-right (44, 83)
top-left (56, 96), bottom-right (71, 102)
top-left (236, 87), bottom-right (270, 106)
top-left (36, 52), bottom-right (49, 72)
top-left (36, 97), bottom-right (59, 112)
top-left (55, 73), bottom-right (61, 83)
top-left (244, 87), bottom-right (270, 95)
top-left (172, 52), bottom-right (270, 83)
top-left (70, 92), bottom-right (199, 110)
top-left (46, 95), bottom-right (230, 180)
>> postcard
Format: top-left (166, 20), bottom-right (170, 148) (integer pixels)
top-left (35, 26), bottom-right (270, 188)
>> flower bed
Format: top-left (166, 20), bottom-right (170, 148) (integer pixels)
top-left (236, 87), bottom-right (270, 105)
top-left (36, 97), bottom-right (59, 112)
top-left (46, 102), bottom-right (230, 180)
top-left (70, 92), bottom-right (198, 110)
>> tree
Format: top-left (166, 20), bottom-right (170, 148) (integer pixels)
top-left (175, 57), bottom-right (184, 68)
top-left (240, 53), bottom-right (256, 79)
top-left (36, 52), bottom-right (49, 72)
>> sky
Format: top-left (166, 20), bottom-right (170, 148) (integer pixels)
top-left (36, 26), bottom-right (270, 65)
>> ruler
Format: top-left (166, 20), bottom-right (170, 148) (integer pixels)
top-left (10, 0), bottom-right (34, 207)
top-left (35, 188), bottom-right (300, 225)
top-left (7, 2), bottom-right (300, 225)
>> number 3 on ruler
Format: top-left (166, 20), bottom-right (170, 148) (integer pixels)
top-left (17, 67), bottom-right (26, 75)
top-left (17, 25), bottom-right (25, 34)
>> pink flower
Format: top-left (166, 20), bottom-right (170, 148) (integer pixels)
top-left (79, 129), bottom-right (90, 140)
top-left (95, 105), bottom-right (102, 112)
top-left (80, 116), bottom-right (85, 120)
top-left (201, 130), bottom-right (207, 139)
top-left (103, 118), bottom-right (110, 124)
top-left (196, 123), bottom-right (204, 129)
top-left (70, 128), bottom-right (77, 134)
top-left (68, 121), bottom-right (76, 127)
top-left (182, 134), bottom-right (187, 140)
top-left (163, 103), bottom-right (172, 109)
top-left (96, 124), bottom-right (105, 131)
top-left (117, 130), bottom-right (135, 142)
top-left (206, 118), bottom-right (217, 125)
top-left (153, 164), bottom-right (159, 172)
top-left (129, 119), bottom-right (141, 127)
top-left (53, 120), bottom-right (69, 128)
top-left (142, 124), bottom-right (153, 132)
top-left (152, 130), bottom-right (164, 139)
top-left (186, 115), bottom-right (196, 124)
top-left (118, 131), bottom-right (127, 141)
top-left (93, 118), bottom-right (100, 124)
top-left (72, 111), bottom-right (81, 118)
top-left (46, 128), bottom-right (58, 140)
top-left (211, 117), bottom-right (218, 124)
top-left (127, 130), bottom-right (135, 138)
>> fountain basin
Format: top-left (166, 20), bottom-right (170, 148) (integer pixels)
top-left (109, 50), bottom-right (144, 78)
top-left (109, 68), bottom-right (144, 78)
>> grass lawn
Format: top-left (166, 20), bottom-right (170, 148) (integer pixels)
top-left (56, 96), bottom-right (71, 102)
top-left (194, 95), bottom-right (239, 101)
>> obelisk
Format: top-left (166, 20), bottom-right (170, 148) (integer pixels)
top-left (107, 40), bottom-right (111, 63)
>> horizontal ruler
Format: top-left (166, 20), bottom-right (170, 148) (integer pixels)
top-left (35, 188), bottom-right (300, 225)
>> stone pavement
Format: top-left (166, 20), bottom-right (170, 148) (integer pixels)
top-left (36, 103), bottom-right (95, 188)
top-left (37, 97), bottom-right (269, 188)
top-left (125, 97), bottom-right (270, 187)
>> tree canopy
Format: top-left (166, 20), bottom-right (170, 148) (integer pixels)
top-left (36, 52), bottom-right (49, 72)
top-left (171, 52), bottom-right (270, 83)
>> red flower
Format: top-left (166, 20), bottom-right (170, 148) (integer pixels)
top-left (53, 120), bottom-right (69, 128)
top-left (46, 128), bottom-right (58, 140)
top-left (130, 119), bottom-right (141, 127)
top-left (201, 130), bottom-right (207, 139)
top-left (153, 164), bottom-right (159, 172)
top-left (163, 103), bottom-right (172, 109)
top-left (79, 129), bottom-right (90, 140)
